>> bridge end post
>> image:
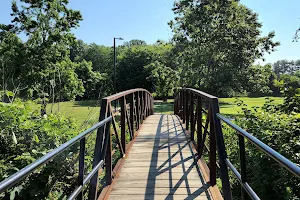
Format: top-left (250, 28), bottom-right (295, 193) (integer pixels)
top-left (88, 99), bottom-right (110, 200)
top-left (211, 97), bottom-right (232, 200)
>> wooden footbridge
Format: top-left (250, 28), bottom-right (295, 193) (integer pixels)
top-left (0, 88), bottom-right (299, 200)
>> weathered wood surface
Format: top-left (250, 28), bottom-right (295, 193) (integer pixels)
top-left (108, 114), bottom-right (213, 200)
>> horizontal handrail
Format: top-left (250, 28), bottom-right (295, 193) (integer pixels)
top-left (0, 116), bottom-right (112, 193)
top-left (103, 88), bottom-right (152, 102)
top-left (217, 113), bottom-right (300, 178)
top-left (182, 88), bottom-right (218, 100)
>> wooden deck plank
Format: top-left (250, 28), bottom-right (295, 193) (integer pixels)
top-left (108, 114), bottom-right (214, 200)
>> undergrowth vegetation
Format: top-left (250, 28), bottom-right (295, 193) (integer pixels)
top-left (222, 99), bottom-right (300, 199)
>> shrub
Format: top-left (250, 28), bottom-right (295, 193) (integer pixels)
top-left (223, 101), bottom-right (300, 199)
top-left (0, 99), bottom-right (80, 199)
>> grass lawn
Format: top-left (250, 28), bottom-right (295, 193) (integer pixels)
top-left (45, 100), bottom-right (100, 125)
top-left (153, 99), bottom-right (174, 114)
top-left (219, 97), bottom-right (283, 116)
top-left (44, 97), bottom-right (284, 125)
top-left (153, 97), bottom-right (284, 116)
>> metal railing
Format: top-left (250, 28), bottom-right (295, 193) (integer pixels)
top-left (174, 88), bottom-right (300, 200)
top-left (0, 88), bottom-right (154, 200)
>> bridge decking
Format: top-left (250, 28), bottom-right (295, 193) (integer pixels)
top-left (108, 114), bottom-right (214, 200)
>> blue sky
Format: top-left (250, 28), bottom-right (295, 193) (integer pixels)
top-left (0, 0), bottom-right (300, 64)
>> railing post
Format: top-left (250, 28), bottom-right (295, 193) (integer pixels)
top-left (140, 91), bottom-right (144, 122)
top-left (190, 93), bottom-right (195, 141)
top-left (135, 92), bottom-right (140, 129)
top-left (209, 106), bottom-right (216, 186)
top-left (144, 92), bottom-right (147, 119)
top-left (105, 117), bottom-right (113, 185)
top-left (239, 134), bottom-right (248, 200)
top-left (152, 96), bottom-right (154, 114)
top-left (211, 98), bottom-right (232, 200)
top-left (197, 96), bottom-right (202, 154)
top-left (145, 93), bottom-right (148, 117)
top-left (180, 90), bottom-right (184, 119)
top-left (88, 99), bottom-right (109, 200)
top-left (120, 96), bottom-right (126, 153)
top-left (183, 90), bottom-right (186, 123)
top-left (186, 91), bottom-right (190, 130)
top-left (130, 93), bottom-right (135, 137)
top-left (78, 137), bottom-right (85, 200)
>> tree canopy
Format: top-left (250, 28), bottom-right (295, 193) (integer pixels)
top-left (169, 0), bottom-right (279, 96)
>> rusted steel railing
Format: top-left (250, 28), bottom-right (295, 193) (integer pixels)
top-left (88, 88), bottom-right (154, 199)
top-left (0, 88), bottom-right (154, 200)
top-left (174, 88), bottom-right (232, 199)
top-left (174, 88), bottom-right (300, 200)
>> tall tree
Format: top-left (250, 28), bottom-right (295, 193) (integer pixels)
top-left (122, 39), bottom-right (147, 48)
top-left (1, 0), bottom-right (83, 101)
top-left (273, 59), bottom-right (300, 76)
top-left (169, 0), bottom-right (279, 96)
top-left (145, 61), bottom-right (179, 101)
top-left (0, 31), bottom-right (24, 100)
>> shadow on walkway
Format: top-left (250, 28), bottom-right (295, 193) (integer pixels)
top-left (145, 114), bottom-right (211, 199)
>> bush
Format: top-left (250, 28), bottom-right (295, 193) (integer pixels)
top-left (0, 99), bottom-right (80, 199)
top-left (223, 101), bottom-right (300, 199)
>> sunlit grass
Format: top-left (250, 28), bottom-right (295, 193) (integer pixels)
top-left (43, 97), bottom-right (284, 124)
top-left (219, 97), bottom-right (283, 117)
top-left (46, 100), bottom-right (100, 125)
top-left (153, 97), bottom-right (284, 117)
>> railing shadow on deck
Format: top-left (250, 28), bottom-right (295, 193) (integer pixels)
top-left (145, 114), bottom-right (212, 199)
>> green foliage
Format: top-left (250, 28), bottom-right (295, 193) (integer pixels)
top-left (70, 40), bottom-right (114, 98)
top-left (117, 44), bottom-right (173, 92)
top-left (223, 100), bottom-right (300, 199)
top-left (169, 0), bottom-right (279, 96)
top-left (122, 39), bottom-right (147, 48)
top-left (145, 61), bottom-right (179, 100)
top-left (0, 0), bottom-right (83, 101)
top-left (246, 64), bottom-right (276, 97)
top-left (75, 60), bottom-right (107, 100)
top-left (273, 60), bottom-right (300, 76)
top-left (275, 73), bottom-right (300, 112)
top-left (55, 59), bottom-right (85, 100)
top-left (0, 99), bottom-right (80, 199)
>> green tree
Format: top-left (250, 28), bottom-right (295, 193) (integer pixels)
top-left (273, 59), bottom-right (300, 76)
top-left (0, 31), bottom-right (25, 100)
top-left (145, 61), bottom-right (179, 101)
top-left (246, 64), bottom-right (275, 97)
top-left (116, 43), bottom-right (174, 93)
top-left (122, 39), bottom-right (147, 47)
top-left (72, 42), bottom-right (113, 97)
top-left (70, 39), bottom-right (87, 62)
top-left (276, 73), bottom-right (300, 112)
top-left (75, 60), bottom-right (108, 100)
top-left (1, 0), bottom-right (83, 102)
top-left (169, 0), bottom-right (279, 96)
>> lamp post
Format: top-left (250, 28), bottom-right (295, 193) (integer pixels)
top-left (114, 37), bottom-right (124, 94)
top-left (114, 37), bottom-right (123, 111)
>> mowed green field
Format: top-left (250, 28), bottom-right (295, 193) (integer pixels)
top-left (219, 97), bottom-right (283, 116)
top-left (45, 100), bottom-right (100, 125)
top-left (44, 97), bottom-right (284, 124)
top-left (153, 97), bottom-right (284, 116)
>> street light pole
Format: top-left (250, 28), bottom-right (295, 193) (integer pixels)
top-left (113, 37), bottom-right (124, 111)
top-left (114, 38), bottom-right (116, 95)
